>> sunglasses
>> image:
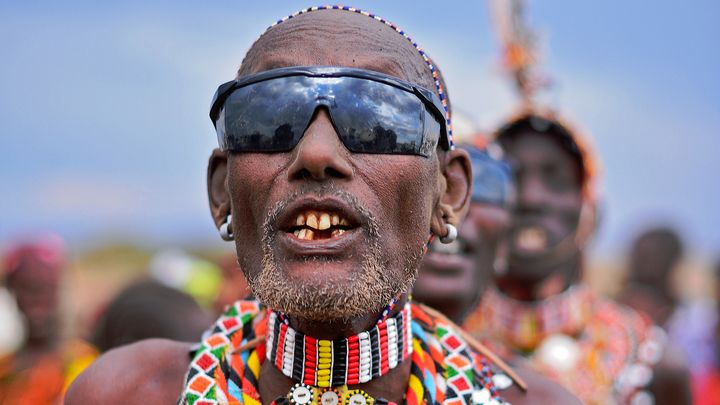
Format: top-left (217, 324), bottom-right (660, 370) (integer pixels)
top-left (465, 145), bottom-right (514, 207)
top-left (210, 66), bottom-right (450, 157)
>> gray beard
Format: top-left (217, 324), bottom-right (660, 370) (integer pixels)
top-left (247, 186), bottom-right (423, 322)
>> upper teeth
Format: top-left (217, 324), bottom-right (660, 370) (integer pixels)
top-left (295, 211), bottom-right (349, 231)
top-left (517, 228), bottom-right (547, 251)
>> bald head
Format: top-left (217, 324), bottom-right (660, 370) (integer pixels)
top-left (238, 9), bottom-right (440, 99)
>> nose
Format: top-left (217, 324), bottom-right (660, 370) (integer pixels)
top-left (287, 107), bottom-right (354, 181)
top-left (517, 174), bottom-right (547, 209)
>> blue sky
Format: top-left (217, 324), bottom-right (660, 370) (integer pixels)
top-left (1, 1), bottom-right (718, 256)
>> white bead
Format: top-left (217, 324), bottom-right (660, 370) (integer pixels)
top-left (492, 373), bottom-right (513, 390)
top-left (348, 394), bottom-right (367, 405)
top-left (292, 386), bottom-right (312, 405)
top-left (472, 388), bottom-right (490, 403)
top-left (320, 391), bottom-right (339, 405)
top-left (535, 334), bottom-right (580, 372)
top-left (630, 390), bottom-right (655, 405)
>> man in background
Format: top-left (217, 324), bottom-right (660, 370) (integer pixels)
top-left (472, 110), bottom-right (691, 404)
top-left (0, 235), bottom-right (96, 405)
top-left (414, 141), bottom-right (514, 324)
top-left (620, 226), bottom-right (685, 326)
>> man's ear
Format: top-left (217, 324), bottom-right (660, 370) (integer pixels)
top-left (576, 198), bottom-right (600, 248)
top-left (208, 148), bottom-right (231, 229)
top-left (430, 149), bottom-right (472, 237)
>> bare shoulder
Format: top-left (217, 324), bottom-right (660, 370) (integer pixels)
top-left (501, 366), bottom-right (582, 405)
top-left (65, 338), bottom-right (192, 405)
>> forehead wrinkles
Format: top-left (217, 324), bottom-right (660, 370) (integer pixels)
top-left (237, 10), bottom-right (437, 95)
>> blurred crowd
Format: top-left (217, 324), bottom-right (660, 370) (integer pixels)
top-left (0, 238), bottom-right (251, 404)
top-left (1, 120), bottom-right (718, 404)
top-left (0, 3), bottom-right (717, 405)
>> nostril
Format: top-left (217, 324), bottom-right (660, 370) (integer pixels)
top-left (324, 167), bottom-right (345, 178)
top-left (291, 166), bottom-right (348, 181)
top-left (293, 168), bottom-right (312, 181)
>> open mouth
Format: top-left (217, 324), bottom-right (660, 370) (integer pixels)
top-left (515, 226), bottom-right (548, 252)
top-left (288, 210), bottom-right (354, 241)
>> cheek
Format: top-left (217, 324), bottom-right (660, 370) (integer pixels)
top-left (556, 194), bottom-right (583, 223)
top-left (227, 154), bottom-right (286, 269)
top-left (358, 155), bottom-right (438, 246)
top-left (546, 193), bottom-right (584, 236)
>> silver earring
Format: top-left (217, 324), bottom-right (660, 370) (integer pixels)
top-left (219, 214), bottom-right (234, 241)
top-left (439, 223), bottom-right (458, 244)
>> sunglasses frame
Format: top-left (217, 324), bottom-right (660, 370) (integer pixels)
top-left (209, 66), bottom-right (450, 152)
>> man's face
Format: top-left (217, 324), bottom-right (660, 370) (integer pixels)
top-left (502, 131), bottom-right (583, 280)
top-left (209, 11), bottom-right (469, 321)
top-left (414, 201), bottom-right (511, 322)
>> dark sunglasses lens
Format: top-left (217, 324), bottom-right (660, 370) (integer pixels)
top-left (468, 148), bottom-right (513, 206)
top-left (331, 78), bottom-right (431, 155)
top-left (222, 78), bottom-right (315, 152)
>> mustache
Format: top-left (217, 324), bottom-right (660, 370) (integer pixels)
top-left (261, 184), bottom-right (379, 241)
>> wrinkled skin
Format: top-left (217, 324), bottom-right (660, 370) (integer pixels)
top-left (66, 10), bottom-right (580, 405)
top-left (414, 202), bottom-right (511, 323)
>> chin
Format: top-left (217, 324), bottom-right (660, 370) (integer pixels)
top-left (253, 255), bottom-right (408, 321)
top-left (506, 251), bottom-right (559, 283)
top-left (281, 257), bottom-right (361, 283)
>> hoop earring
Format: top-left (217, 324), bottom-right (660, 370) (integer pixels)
top-left (219, 214), bottom-right (234, 241)
top-left (439, 223), bottom-right (458, 244)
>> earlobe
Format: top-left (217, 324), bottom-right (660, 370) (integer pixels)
top-left (207, 149), bottom-right (231, 229)
top-left (430, 149), bottom-right (473, 237)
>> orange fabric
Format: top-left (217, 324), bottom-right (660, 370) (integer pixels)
top-left (0, 354), bottom-right (64, 405)
top-left (0, 341), bottom-right (97, 405)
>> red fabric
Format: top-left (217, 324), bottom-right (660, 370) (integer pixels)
top-left (693, 369), bottom-right (720, 405)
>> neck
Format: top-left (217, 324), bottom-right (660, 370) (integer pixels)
top-left (495, 253), bottom-right (581, 301)
top-left (259, 295), bottom-right (412, 405)
top-left (285, 294), bottom-right (407, 339)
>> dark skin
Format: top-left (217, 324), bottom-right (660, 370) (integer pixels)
top-left (620, 228), bottom-right (683, 325)
top-left (6, 256), bottom-right (63, 370)
top-left (497, 129), bottom-right (692, 404)
top-left (496, 131), bottom-right (585, 300)
top-left (414, 202), bottom-right (511, 324)
top-left (67, 10), bottom-right (580, 405)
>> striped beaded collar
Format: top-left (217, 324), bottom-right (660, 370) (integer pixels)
top-left (266, 303), bottom-right (412, 388)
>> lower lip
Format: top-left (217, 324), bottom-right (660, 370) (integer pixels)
top-left (423, 253), bottom-right (471, 276)
top-left (414, 269), bottom-right (475, 295)
top-left (277, 228), bottom-right (362, 256)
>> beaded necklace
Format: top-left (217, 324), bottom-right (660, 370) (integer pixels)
top-left (179, 300), bottom-right (512, 405)
top-left (266, 304), bottom-right (412, 388)
top-left (466, 286), bottom-right (594, 351)
top-left (468, 285), bottom-right (665, 405)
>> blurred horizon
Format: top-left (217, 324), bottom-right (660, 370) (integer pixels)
top-left (2, 0), bottom-right (719, 259)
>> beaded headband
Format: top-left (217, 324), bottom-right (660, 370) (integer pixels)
top-left (262, 5), bottom-right (454, 150)
top-left (266, 303), bottom-right (413, 388)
